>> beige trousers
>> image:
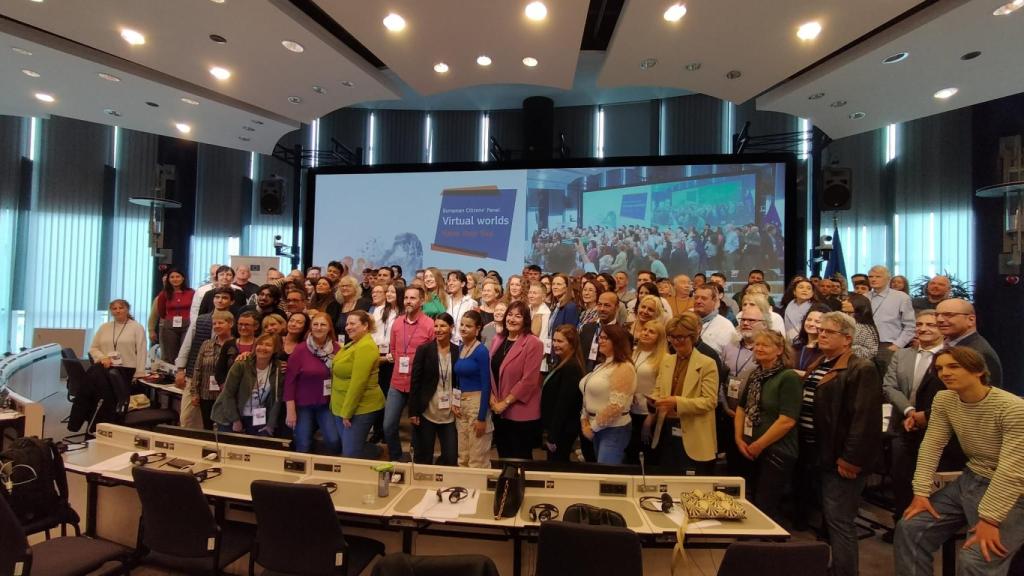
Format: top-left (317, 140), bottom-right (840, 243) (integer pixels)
top-left (178, 378), bottom-right (204, 429)
top-left (456, 391), bottom-right (493, 468)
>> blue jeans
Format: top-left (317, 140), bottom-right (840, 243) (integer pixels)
top-left (821, 469), bottom-right (869, 576)
top-left (593, 424), bottom-right (632, 465)
top-left (895, 468), bottom-right (1024, 576)
top-left (383, 387), bottom-right (409, 459)
top-left (294, 403), bottom-right (340, 454)
top-left (337, 411), bottom-right (380, 459)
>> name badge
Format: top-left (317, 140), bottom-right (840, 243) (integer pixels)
top-left (208, 376), bottom-right (220, 392)
top-left (671, 426), bottom-right (682, 438)
top-left (438, 392), bottom-right (451, 410)
top-left (743, 416), bottom-right (753, 438)
top-left (378, 342), bottom-right (390, 355)
top-left (252, 407), bottom-right (267, 426)
top-left (323, 379), bottom-right (332, 396)
top-left (172, 315), bottom-right (183, 328)
top-left (452, 388), bottom-right (462, 408)
top-left (398, 356), bottom-right (410, 374)
top-left (588, 337), bottom-right (600, 361)
top-left (109, 352), bottom-right (123, 366)
top-left (338, 334), bottom-right (346, 345)
top-left (727, 378), bottom-right (742, 400)
top-left (542, 338), bottom-right (552, 354)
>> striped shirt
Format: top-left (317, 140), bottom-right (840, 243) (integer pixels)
top-left (799, 357), bottom-right (836, 443)
top-left (913, 388), bottom-right (1024, 523)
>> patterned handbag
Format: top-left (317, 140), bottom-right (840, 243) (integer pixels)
top-left (679, 489), bottom-right (746, 520)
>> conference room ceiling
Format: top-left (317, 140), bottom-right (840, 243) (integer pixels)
top-left (757, 0), bottom-right (1024, 139)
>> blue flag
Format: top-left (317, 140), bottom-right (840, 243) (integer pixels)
top-left (824, 226), bottom-right (846, 279)
top-left (764, 198), bottom-right (782, 230)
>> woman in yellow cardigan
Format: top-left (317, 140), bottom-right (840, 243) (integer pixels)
top-left (331, 310), bottom-right (385, 458)
top-left (649, 311), bottom-right (719, 475)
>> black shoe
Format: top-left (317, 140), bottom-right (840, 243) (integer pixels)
top-left (881, 529), bottom-right (895, 544)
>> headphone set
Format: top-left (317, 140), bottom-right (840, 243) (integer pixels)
top-left (130, 452), bottom-right (167, 466)
top-left (529, 503), bottom-right (559, 522)
top-left (436, 486), bottom-right (469, 504)
top-left (639, 493), bottom-right (676, 513)
top-left (319, 481), bottom-right (338, 494)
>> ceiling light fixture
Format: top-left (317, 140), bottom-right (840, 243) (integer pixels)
top-left (640, 58), bottom-right (658, 70)
top-left (238, 136), bottom-right (251, 142)
top-left (21, 69), bottom-right (40, 78)
top-left (684, 62), bottom-right (701, 71)
top-left (209, 34), bottom-right (227, 44)
top-left (281, 40), bottom-right (304, 53)
top-left (934, 87), bottom-right (958, 99)
top-left (34, 92), bottom-right (55, 103)
top-left (210, 0), bottom-right (225, 4)
top-left (434, 62), bottom-right (449, 73)
top-left (477, 55), bottom-right (492, 66)
top-left (849, 112), bottom-right (866, 120)
top-left (796, 21), bottom-right (822, 41)
top-left (181, 97), bottom-right (200, 105)
top-left (882, 52), bottom-right (908, 64)
top-left (242, 126), bottom-right (255, 132)
top-left (961, 51), bottom-right (982, 60)
top-left (808, 92), bottom-right (825, 100)
top-left (525, 2), bottom-right (547, 21)
top-left (340, 80), bottom-right (355, 87)
top-left (145, 101), bottom-right (159, 107)
top-left (209, 66), bottom-right (231, 80)
top-left (522, 57), bottom-right (538, 67)
top-left (312, 85), bottom-right (326, 95)
top-left (251, 119), bottom-right (264, 125)
top-left (830, 100), bottom-right (847, 107)
top-left (98, 72), bottom-right (121, 82)
top-left (725, 70), bottom-right (742, 79)
top-left (104, 109), bottom-right (121, 117)
top-left (383, 13), bottom-right (406, 31)
top-left (175, 123), bottom-right (191, 134)
top-left (664, 3), bottom-right (687, 22)
top-left (993, 0), bottom-right (1023, 15)
top-left (288, 96), bottom-right (302, 104)
top-left (11, 47), bottom-right (33, 56)
top-left (120, 28), bottom-right (146, 46)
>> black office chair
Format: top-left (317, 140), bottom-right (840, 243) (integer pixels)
top-left (715, 541), bottom-right (830, 576)
top-left (132, 466), bottom-right (254, 575)
top-left (249, 480), bottom-right (386, 576)
top-left (61, 347), bottom-right (84, 403)
top-left (106, 367), bottom-right (176, 430)
top-left (536, 521), bottom-right (643, 576)
top-left (370, 552), bottom-right (499, 576)
top-left (0, 493), bottom-right (129, 576)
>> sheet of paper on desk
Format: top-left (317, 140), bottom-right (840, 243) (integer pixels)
top-left (87, 451), bottom-right (152, 472)
top-left (409, 490), bottom-right (480, 521)
top-left (663, 506), bottom-right (722, 529)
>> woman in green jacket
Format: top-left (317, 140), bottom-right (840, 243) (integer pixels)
top-left (332, 310), bottom-right (385, 458)
top-left (211, 333), bottom-right (283, 436)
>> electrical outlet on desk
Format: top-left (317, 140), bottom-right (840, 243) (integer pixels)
top-left (201, 447), bottom-right (220, 462)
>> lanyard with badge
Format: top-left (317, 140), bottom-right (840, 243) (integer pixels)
top-left (728, 347), bottom-right (753, 400)
top-left (438, 350), bottom-right (453, 410)
top-left (110, 321), bottom-right (128, 366)
top-left (250, 367), bottom-right (271, 426)
top-left (588, 325), bottom-right (602, 361)
top-left (399, 320), bottom-right (421, 375)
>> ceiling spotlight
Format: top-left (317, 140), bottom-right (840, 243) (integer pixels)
top-left (120, 28), bottom-right (146, 46)
top-left (181, 97), bottom-right (200, 105)
top-left (933, 87), bottom-right (958, 99)
top-left (104, 109), bottom-right (121, 117)
top-left (830, 100), bottom-right (847, 107)
top-left (21, 69), bottom-right (40, 78)
top-left (522, 57), bottom-right (538, 67)
top-left (312, 85), bottom-right (326, 95)
top-left (175, 123), bottom-right (192, 134)
top-left (477, 55), bottom-right (492, 66)
top-left (684, 62), bottom-right (701, 71)
top-left (145, 101), bottom-right (159, 107)
top-left (281, 40), bottom-right (304, 53)
top-left (808, 92), bottom-right (826, 100)
top-left (725, 69), bottom-right (742, 79)
top-left (251, 119), bottom-right (264, 125)
top-left (238, 136), bottom-right (251, 142)
top-left (796, 21), bottom-right (822, 41)
top-left (849, 112), bottom-right (866, 120)
top-left (210, 0), bottom-right (225, 3)
top-left (664, 3), bottom-right (687, 22)
top-left (640, 58), bottom-right (658, 70)
top-left (525, 2), bottom-right (547, 21)
top-left (97, 72), bottom-right (121, 82)
top-left (340, 80), bottom-right (355, 87)
top-left (288, 96), bottom-right (302, 104)
top-left (34, 92), bottom-right (55, 103)
top-left (383, 13), bottom-right (406, 32)
top-left (882, 52), bottom-right (908, 64)
top-left (433, 62), bottom-right (449, 73)
top-left (242, 126), bottom-right (255, 132)
top-left (209, 34), bottom-right (227, 44)
top-left (11, 47), bottom-right (33, 56)
top-left (993, 0), bottom-right (1023, 15)
top-left (209, 66), bottom-right (231, 80)
top-left (961, 51), bottom-right (982, 61)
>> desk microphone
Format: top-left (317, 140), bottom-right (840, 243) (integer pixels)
top-left (205, 426), bottom-right (222, 462)
top-left (638, 452), bottom-right (656, 493)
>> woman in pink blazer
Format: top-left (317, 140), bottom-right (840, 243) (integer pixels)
top-left (489, 300), bottom-right (544, 459)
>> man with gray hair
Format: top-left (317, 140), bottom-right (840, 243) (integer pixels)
top-left (867, 265), bottom-right (916, 367)
top-left (797, 311), bottom-right (882, 576)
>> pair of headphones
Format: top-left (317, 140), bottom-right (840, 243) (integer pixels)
top-left (319, 481), bottom-right (338, 495)
top-left (639, 493), bottom-right (675, 513)
top-left (130, 452), bottom-right (166, 466)
top-left (529, 503), bottom-right (559, 522)
top-left (436, 486), bottom-right (469, 504)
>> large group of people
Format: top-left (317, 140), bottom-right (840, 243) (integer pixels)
top-left (88, 258), bottom-right (1022, 576)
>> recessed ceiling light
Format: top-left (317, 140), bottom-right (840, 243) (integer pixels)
top-left (97, 72), bottom-right (121, 82)
top-left (11, 47), bottom-right (33, 56)
top-left (30, 0), bottom-right (44, 3)
top-left (796, 21), bottom-right (822, 41)
top-left (640, 58), bottom-right (658, 70)
top-left (104, 109), bottom-right (121, 117)
top-left (340, 80), bottom-right (354, 87)
top-left (209, 34), bottom-right (227, 44)
top-left (882, 52), bottom-right (908, 64)
top-left (181, 97), bottom-right (200, 105)
top-left (522, 57), bottom-right (538, 67)
top-left (34, 92), bottom-right (55, 103)
top-left (684, 62), bottom-right (701, 71)
top-left (287, 96), bottom-right (302, 104)
top-left (664, 3), bottom-right (687, 22)
top-left (210, 0), bottom-right (225, 4)
top-left (145, 101), bottom-right (159, 107)
top-left (433, 62), bottom-right (449, 73)
top-left (175, 123), bottom-right (191, 134)
top-left (209, 66), bottom-right (231, 80)
top-left (281, 40), bottom-right (304, 53)
top-left (725, 69), bottom-right (742, 79)
top-left (120, 28), bottom-right (146, 46)
top-left (21, 69), bottom-right (40, 78)
top-left (849, 112), bottom-right (866, 120)
top-left (934, 87), bottom-right (958, 99)
top-left (525, 1), bottom-right (547, 21)
top-left (808, 92), bottom-right (826, 100)
top-left (312, 85), bottom-right (326, 95)
top-left (251, 119), bottom-right (264, 125)
top-left (242, 125), bottom-right (255, 132)
top-left (383, 13), bottom-right (406, 32)
top-left (830, 100), bottom-right (847, 107)
top-left (238, 136), bottom-right (251, 142)
top-left (993, 0), bottom-right (1023, 15)
top-left (961, 51), bottom-right (982, 61)
top-left (477, 55), bottom-right (492, 66)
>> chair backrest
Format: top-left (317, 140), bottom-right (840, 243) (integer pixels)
top-left (250, 480), bottom-right (346, 575)
top-left (105, 369), bottom-right (132, 417)
top-left (61, 347), bottom-right (85, 399)
top-left (716, 541), bottom-right (830, 576)
top-left (536, 521), bottom-right (642, 576)
top-left (371, 553), bottom-right (499, 576)
top-left (0, 493), bottom-right (32, 576)
top-left (132, 466), bottom-right (218, 558)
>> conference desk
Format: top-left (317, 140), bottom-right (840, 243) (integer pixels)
top-left (64, 423), bottom-right (788, 576)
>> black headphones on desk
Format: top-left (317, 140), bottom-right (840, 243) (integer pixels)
top-left (436, 487), bottom-right (469, 504)
top-left (130, 452), bottom-right (166, 466)
top-left (529, 503), bottom-right (559, 522)
top-left (319, 481), bottom-right (338, 494)
top-left (640, 493), bottom-right (675, 513)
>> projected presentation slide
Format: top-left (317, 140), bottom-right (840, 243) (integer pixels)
top-left (311, 160), bottom-right (787, 281)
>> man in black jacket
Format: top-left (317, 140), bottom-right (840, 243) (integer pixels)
top-left (802, 311), bottom-right (881, 576)
top-left (935, 299), bottom-right (1005, 392)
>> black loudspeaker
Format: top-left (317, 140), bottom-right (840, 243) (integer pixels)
top-left (822, 166), bottom-right (852, 211)
top-left (259, 176), bottom-right (285, 215)
top-left (523, 96), bottom-right (554, 161)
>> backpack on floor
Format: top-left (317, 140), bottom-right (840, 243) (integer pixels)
top-left (0, 437), bottom-right (66, 527)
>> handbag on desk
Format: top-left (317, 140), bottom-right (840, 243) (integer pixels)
top-left (563, 503), bottom-right (627, 527)
top-left (671, 489), bottom-right (746, 575)
top-left (493, 464), bottom-right (525, 519)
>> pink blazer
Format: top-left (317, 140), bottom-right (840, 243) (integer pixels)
top-left (490, 333), bottom-right (544, 422)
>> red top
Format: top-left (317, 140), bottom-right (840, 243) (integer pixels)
top-left (157, 289), bottom-right (195, 320)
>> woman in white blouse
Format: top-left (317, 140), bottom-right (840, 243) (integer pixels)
top-left (89, 299), bottom-right (148, 379)
top-left (579, 324), bottom-right (637, 465)
top-left (628, 319), bottom-right (667, 463)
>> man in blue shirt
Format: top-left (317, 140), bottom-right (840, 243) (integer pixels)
top-left (867, 265), bottom-right (916, 368)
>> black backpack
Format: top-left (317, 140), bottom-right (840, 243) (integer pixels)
top-left (0, 437), bottom-right (75, 532)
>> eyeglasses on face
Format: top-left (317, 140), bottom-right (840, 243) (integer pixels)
top-left (817, 327), bottom-right (846, 337)
top-left (934, 312), bottom-right (971, 319)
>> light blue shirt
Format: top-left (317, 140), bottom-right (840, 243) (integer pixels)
top-left (869, 287), bottom-right (916, 347)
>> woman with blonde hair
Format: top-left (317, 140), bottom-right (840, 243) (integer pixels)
top-left (421, 267), bottom-right (448, 318)
top-left (627, 318), bottom-right (667, 463)
top-left (628, 295), bottom-right (667, 342)
top-left (466, 271), bottom-right (484, 302)
top-left (333, 275), bottom-right (365, 341)
top-left (477, 278), bottom-right (503, 326)
top-left (504, 274), bottom-right (527, 305)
